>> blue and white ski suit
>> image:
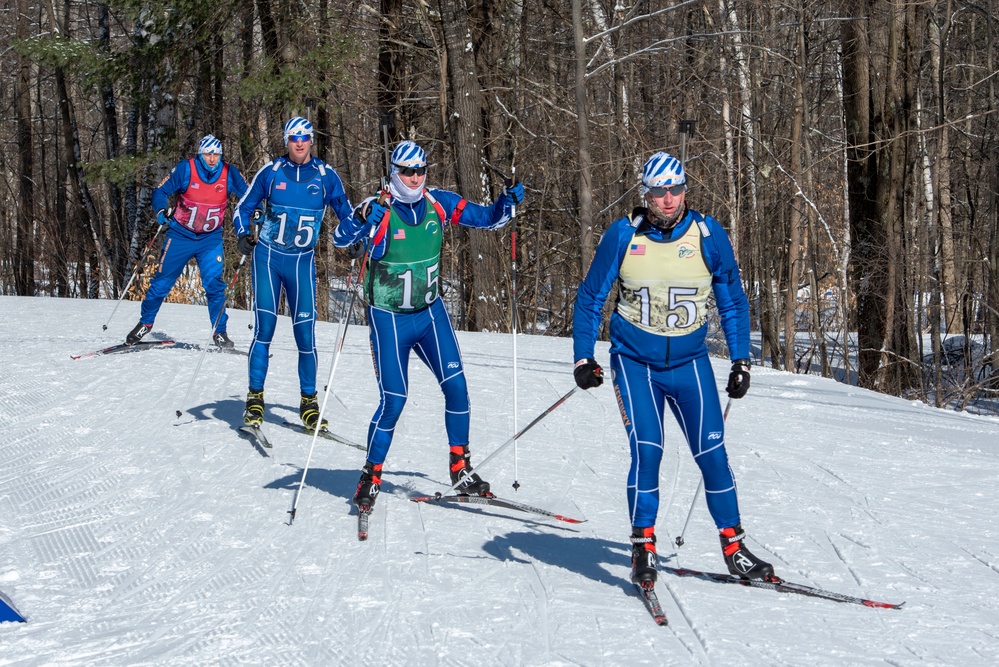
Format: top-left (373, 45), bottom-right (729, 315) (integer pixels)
top-left (144, 157), bottom-right (248, 332)
top-left (334, 188), bottom-right (516, 464)
top-left (234, 156), bottom-right (354, 395)
top-left (573, 206), bottom-right (751, 530)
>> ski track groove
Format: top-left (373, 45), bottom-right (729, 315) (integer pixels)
top-left (658, 572), bottom-right (711, 664)
top-left (527, 560), bottom-right (553, 660)
top-left (825, 530), bottom-right (864, 588)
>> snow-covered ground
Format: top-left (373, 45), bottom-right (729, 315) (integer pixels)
top-left (2, 294), bottom-right (998, 666)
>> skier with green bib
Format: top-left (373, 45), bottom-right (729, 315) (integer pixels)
top-left (333, 140), bottom-right (524, 513)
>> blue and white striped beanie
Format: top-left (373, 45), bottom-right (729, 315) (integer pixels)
top-left (390, 141), bottom-right (427, 173)
top-left (641, 152), bottom-right (685, 196)
top-left (283, 116), bottom-right (314, 144)
top-left (198, 134), bottom-right (223, 155)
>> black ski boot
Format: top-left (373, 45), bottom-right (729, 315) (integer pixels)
top-left (126, 322), bottom-right (152, 345)
top-left (213, 332), bottom-right (235, 349)
top-left (720, 524), bottom-right (775, 580)
top-left (449, 445), bottom-right (491, 496)
top-left (631, 526), bottom-right (658, 587)
top-left (299, 392), bottom-right (328, 431)
top-left (353, 461), bottom-right (383, 508)
top-left (244, 389), bottom-right (264, 427)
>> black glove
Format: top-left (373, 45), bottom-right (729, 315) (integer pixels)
top-left (346, 240), bottom-right (367, 259)
top-left (574, 358), bottom-right (604, 390)
top-left (236, 234), bottom-right (257, 256)
top-left (726, 359), bottom-right (751, 399)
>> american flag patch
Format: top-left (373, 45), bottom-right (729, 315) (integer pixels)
top-left (630, 244), bottom-right (646, 255)
top-left (276, 182), bottom-right (287, 190)
top-left (394, 228), bottom-right (406, 240)
top-left (190, 182), bottom-right (200, 189)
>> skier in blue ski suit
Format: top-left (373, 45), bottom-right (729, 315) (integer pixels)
top-left (333, 140), bottom-right (525, 511)
top-left (234, 117), bottom-right (356, 430)
top-left (572, 152), bottom-right (774, 586)
top-left (125, 135), bottom-right (248, 348)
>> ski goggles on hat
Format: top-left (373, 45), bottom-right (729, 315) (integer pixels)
top-left (394, 164), bottom-right (427, 177)
top-left (648, 184), bottom-right (687, 197)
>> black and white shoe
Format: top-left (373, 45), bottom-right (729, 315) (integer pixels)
top-left (126, 322), bottom-right (153, 345)
top-left (353, 461), bottom-right (382, 508)
top-left (449, 445), bottom-right (491, 496)
top-left (720, 524), bottom-right (775, 580)
top-left (213, 332), bottom-right (235, 349)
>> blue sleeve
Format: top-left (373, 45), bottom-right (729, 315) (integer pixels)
top-left (151, 160), bottom-right (190, 215)
top-left (226, 164), bottom-right (249, 201)
top-left (431, 188), bottom-right (512, 230)
top-left (233, 162), bottom-right (274, 237)
top-left (323, 167), bottom-right (355, 225)
top-left (704, 216), bottom-right (751, 361)
top-left (334, 195), bottom-right (374, 247)
top-left (572, 219), bottom-right (630, 362)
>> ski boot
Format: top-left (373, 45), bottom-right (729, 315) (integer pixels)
top-left (720, 524), bottom-right (775, 580)
top-left (299, 392), bottom-right (328, 431)
top-left (630, 526), bottom-right (658, 587)
top-left (449, 444), bottom-right (491, 496)
top-left (126, 322), bottom-right (152, 345)
top-left (213, 332), bottom-right (235, 349)
top-left (353, 461), bottom-right (383, 508)
top-left (243, 389), bottom-right (264, 427)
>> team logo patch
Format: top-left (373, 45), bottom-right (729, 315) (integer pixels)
top-left (427, 221), bottom-right (440, 235)
top-left (629, 244), bottom-right (645, 255)
top-left (215, 184), bottom-right (225, 193)
top-left (677, 242), bottom-right (697, 259)
top-left (216, 255), bottom-right (223, 263)
top-left (307, 184), bottom-right (320, 196)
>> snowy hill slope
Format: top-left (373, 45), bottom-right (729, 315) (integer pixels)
top-left (1, 294), bottom-right (998, 666)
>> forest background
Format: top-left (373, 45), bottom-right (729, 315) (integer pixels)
top-left (2, 0), bottom-right (998, 412)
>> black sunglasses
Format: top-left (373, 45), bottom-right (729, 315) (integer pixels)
top-left (394, 164), bottom-right (427, 177)
top-left (648, 184), bottom-right (687, 197)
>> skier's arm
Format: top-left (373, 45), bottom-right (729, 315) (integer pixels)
top-left (431, 186), bottom-right (523, 230)
top-left (226, 164), bottom-right (249, 201)
top-left (706, 218), bottom-right (751, 361)
top-left (151, 160), bottom-right (191, 218)
top-left (572, 221), bottom-right (628, 362)
top-left (233, 163), bottom-right (273, 237)
top-left (333, 195), bottom-right (379, 248)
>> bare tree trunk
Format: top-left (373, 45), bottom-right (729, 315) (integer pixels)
top-left (571, 0), bottom-right (594, 273)
top-left (99, 3), bottom-right (124, 296)
top-left (437, 0), bottom-right (499, 331)
top-left (14, 0), bottom-right (35, 296)
top-left (930, 0), bottom-right (961, 334)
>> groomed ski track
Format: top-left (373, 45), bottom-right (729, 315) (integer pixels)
top-left (2, 296), bottom-right (999, 666)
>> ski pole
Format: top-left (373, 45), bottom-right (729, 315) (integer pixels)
top-left (174, 253), bottom-right (247, 419)
top-left (440, 386), bottom-right (579, 498)
top-left (482, 157), bottom-right (522, 490)
top-left (102, 223), bottom-right (165, 331)
top-left (675, 397), bottom-right (732, 547)
top-left (289, 254), bottom-right (370, 525)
